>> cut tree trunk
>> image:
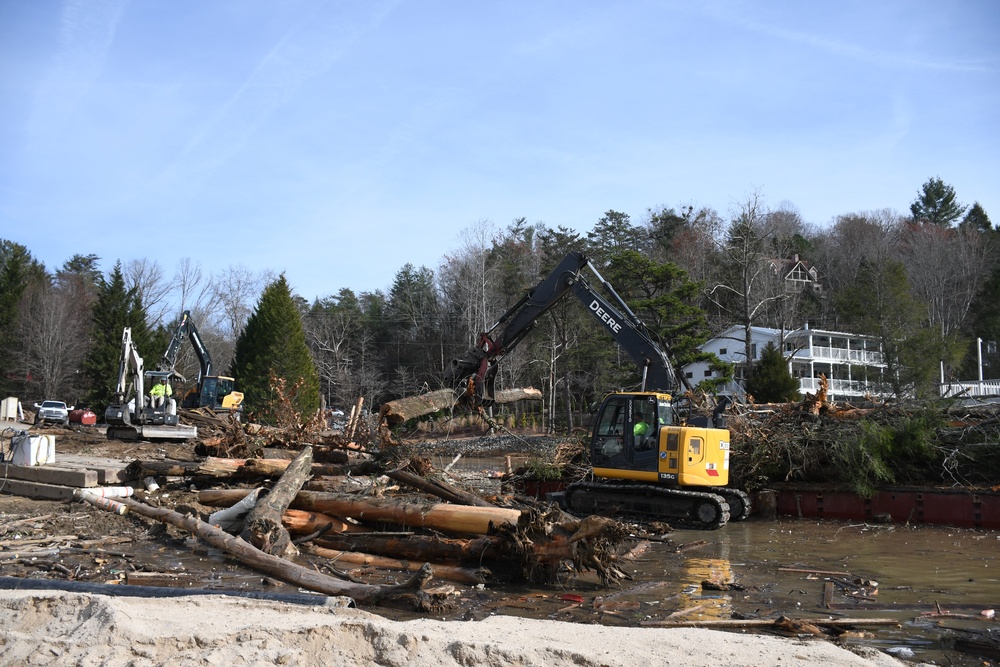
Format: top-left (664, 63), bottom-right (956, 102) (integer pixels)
top-left (314, 532), bottom-right (502, 563)
top-left (116, 497), bottom-right (433, 607)
top-left (282, 508), bottom-right (367, 535)
top-left (240, 446), bottom-right (314, 555)
top-left (379, 389), bottom-right (458, 426)
top-left (379, 387), bottom-right (543, 427)
top-left (345, 396), bottom-right (365, 440)
top-left (493, 387), bottom-right (542, 403)
top-left (290, 492), bottom-right (521, 535)
top-left (304, 545), bottom-right (490, 585)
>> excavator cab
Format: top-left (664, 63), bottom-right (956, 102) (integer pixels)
top-left (194, 375), bottom-right (243, 411)
top-left (590, 391), bottom-right (730, 488)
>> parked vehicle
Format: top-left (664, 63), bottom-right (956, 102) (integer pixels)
top-left (33, 400), bottom-right (72, 425)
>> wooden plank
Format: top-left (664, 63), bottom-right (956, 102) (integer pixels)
top-left (0, 464), bottom-right (97, 488)
top-left (0, 479), bottom-right (79, 500)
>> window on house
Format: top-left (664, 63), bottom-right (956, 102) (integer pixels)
top-left (704, 370), bottom-right (712, 377)
top-left (785, 342), bottom-right (792, 352)
top-left (685, 372), bottom-right (693, 379)
top-left (719, 347), bottom-right (727, 355)
top-left (751, 343), bottom-right (758, 358)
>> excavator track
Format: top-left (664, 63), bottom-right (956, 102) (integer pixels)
top-left (563, 481), bottom-right (731, 530)
top-left (716, 488), bottom-right (752, 521)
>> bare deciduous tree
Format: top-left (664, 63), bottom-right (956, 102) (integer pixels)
top-left (124, 258), bottom-right (170, 326)
top-left (213, 265), bottom-right (274, 338)
top-left (19, 279), bottom-right (90, 403)
top-left (901, 223), bottom-right (991, 338)
top-left (706, 191), bottom-right (785, 370)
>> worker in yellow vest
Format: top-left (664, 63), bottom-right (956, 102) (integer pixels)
top-left (150, 377), bottom-right (173, 410)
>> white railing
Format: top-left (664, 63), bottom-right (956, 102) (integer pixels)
top-left (794, 346), bottom-right (883, 365)
top-left (940, 381), bottom-right (1000, 398)
top-left (798, 377), bottom-right (886, 397)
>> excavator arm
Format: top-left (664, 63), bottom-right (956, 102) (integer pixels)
top-left (160, 310), bottom-right (214, 383)
top-left (109, 328), bottom-right (145, 419)
top-left (446, 251), bottom-right (677, 404)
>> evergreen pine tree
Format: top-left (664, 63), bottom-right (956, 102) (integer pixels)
top-left (84, 262), bottom-right (154, 410)
top-left (910, 177), bottom-right (967, 227)
top-left (229, 275), bottom-right (319, 423)
top-left (0, 241), bottom-right (42, 395)
top-left (745, 342), bottom-right (800, 403)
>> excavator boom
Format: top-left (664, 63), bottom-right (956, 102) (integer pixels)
top-left (447, 251), bottom-right (675, 403)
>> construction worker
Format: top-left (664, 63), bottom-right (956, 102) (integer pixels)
top-left (150, 377), bottom-right (172, 409)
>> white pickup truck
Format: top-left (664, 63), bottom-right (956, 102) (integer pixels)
top-left (34, 400), bottom-right (72, 425)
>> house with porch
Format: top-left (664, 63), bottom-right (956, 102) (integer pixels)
top-left (683, 324), bottom-right (888, 402)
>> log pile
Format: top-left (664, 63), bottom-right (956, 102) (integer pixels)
top-left (114, 407), bottom-right (631, 610)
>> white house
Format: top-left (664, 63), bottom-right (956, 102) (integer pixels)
top-left (682, 324), bottom-right (888, 401)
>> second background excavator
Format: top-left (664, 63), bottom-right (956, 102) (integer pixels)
top-left (446, 251), bottom-right (750, 529)
top-left (160, 311), bottom-right (243, 418)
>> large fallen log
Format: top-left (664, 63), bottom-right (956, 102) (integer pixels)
top-left (240, 446), bottom-right (313, 555)
top-left (304, 545), bottom-right (490, 585)
top-left (116, 497), bottom-right (433, 607)
top-left (314, 532), bottom-right (502, 563)
top-left (201, 489), bottom-right (521, 534)
top-left (290, 492), bottom-right (522, 535)
top-left (379, 389), bottom-right (458, 426)
top-left (379, 387), bottom-right (543, 427)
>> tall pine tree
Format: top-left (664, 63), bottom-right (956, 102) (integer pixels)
top-left (0, 240), bottom-right (43, 396)
top-left (84, 261), bottom-right (155, 410)
top-left (229, 275), bottom-right (319, 423)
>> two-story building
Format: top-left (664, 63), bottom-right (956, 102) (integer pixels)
top-left (683, 324), bottom-right (888, 402)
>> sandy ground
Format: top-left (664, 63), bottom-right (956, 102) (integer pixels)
top-left (0, 589), bottom-right (913, 667)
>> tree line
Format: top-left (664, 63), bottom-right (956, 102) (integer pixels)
top-left (1, 177), bottom-right (996, 430)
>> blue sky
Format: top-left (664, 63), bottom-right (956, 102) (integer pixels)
top-left (2, 0), bottom-right (998, 303)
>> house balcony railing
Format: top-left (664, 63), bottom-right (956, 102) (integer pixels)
top-left (791, 345), bottom-right (884, 365)
top-left (940, 381), bottom-right (1000, 398)
top-left (797, 377), bottom-right (886, 397)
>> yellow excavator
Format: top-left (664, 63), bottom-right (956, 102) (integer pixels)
top-left (446, 251), bottom-right (749, 529)
top-left (159, 311), bottom-right (243, 417)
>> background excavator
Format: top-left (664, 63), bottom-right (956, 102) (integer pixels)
top-left (159, 310), bottom-right (243, 418)
top-left (446, 251), bottom-right (750, 529)
top-left (104, 328), bottom-right (198, 441)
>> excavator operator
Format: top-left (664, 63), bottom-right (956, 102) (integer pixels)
top-left (150, 377), bottom-right (173, 409)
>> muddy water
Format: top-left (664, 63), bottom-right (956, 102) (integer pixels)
top-left (167, 461), bottom-right (999, 664)
top-left (491, 519), bottom-right (999, 665)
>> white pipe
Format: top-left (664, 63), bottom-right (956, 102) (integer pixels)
top-left (978, 337), bottom-right (984, 383)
